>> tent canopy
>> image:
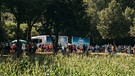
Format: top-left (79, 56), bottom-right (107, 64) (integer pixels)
top-left (12, 39), bottom-right (27, 43)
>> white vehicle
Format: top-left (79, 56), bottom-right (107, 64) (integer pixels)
top-left (58, 36), bottom-right (68, 46)
top-left (31, 35), bottom-right (51, 47)
top-left (31, 35), bottom-right (68, 46)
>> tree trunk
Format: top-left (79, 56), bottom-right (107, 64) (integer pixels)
top-left (49, 34), bottom-right (55, 49)
top-left (27, 23), bottom-right (32, 55)
top-left (112, 38), bottom-right (116, 45)
top-left (0, 12), bottom-right (1, 26)
top-left (54, 26), bottom-right (59, 54)
top-left (54, 32), bottom-right (59, 53)
top-left (16, 22), bottom-right (21, 57)
top-left (27, 25), bottom-right (32, 43)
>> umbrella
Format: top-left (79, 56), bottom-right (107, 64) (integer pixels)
top-left (12, 39), bottom-right (27, 43)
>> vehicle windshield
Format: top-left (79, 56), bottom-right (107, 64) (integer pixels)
top-left (31, 39), bottom-right (42, 43)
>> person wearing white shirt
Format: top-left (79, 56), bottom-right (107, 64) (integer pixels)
top-left (127, 45), bottom-right (131, 54)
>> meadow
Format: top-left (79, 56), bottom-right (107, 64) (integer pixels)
top-left (0, 53), bottom-right (135, 76)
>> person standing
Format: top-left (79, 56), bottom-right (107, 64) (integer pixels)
top-left (111, 44), bottom-right (115, 55)
top-left (127, 45), bottom-right (131, 54)
top-left (95, 44), bottom-right (100, 54)
top-left (133, 46), bottom-right (135, 55)
top-left (22, 43), bottom-right (26, 53)
top-left (33, 43), bottom-right (37, 54)
top-left (107, 44), bottom-right (112, 55)
top-left (29, 42), bottom-right (32, 53)
top-left (43, 44), bottom-right (47, 52)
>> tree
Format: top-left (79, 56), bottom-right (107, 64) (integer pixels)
top-left (85, 0), bottom-right (113, 44)
top-left (86, 0), bottom-right (105, 44)
top-left (42, 0), bottom-right (90, 53)
top-left (3, 0), bottom-right (27, 57)
top-left (97, 0), bottom-right (130, 44)
top-left (23, 0), bottom-right (46, 44)
top-left (57, 0), bottom-right (90, 37)
top-left (3, 0), bottom-right (47, 55)
top-left (18, 0), bottom-right (46, 55)
top-left (42, 0), bottom-right (72, 53)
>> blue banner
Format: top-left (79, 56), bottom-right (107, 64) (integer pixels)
top-left (72, 37), bottom-right (90, 46)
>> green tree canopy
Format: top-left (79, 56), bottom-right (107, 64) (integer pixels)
top-left (97, 0), bottom-right (130, 43)
top-left (124, 7), bottom-right (135, 26)
top-left (130, 18), bottom-right (135, 37)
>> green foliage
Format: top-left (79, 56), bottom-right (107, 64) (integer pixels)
top-left (0, 53), bottom-right (135, 75)
top-left (86, 0), bottom-right (105, 42)
top-left (3, 0), bottom-right (29, 57)
top-left (1, 0), bottom-right (135, 44)
top-left (116, 0), bottom-right (135, 10)
top-left (43, 0), bottom-right (90, 37)
top-left (5, 22), bottom-right (17, 40)
top-left (2, 12), bottom-right (15, 22)
top-left (124, 7), bottom-right (135, 23)
top-left (87, 0), bottom-right (111, 11)
top-left (130, 18), bottom-right (135, 37)
top-left (97, 0), bottom-right (130, 42)
top-left (21, 0), bottom-right (46, 42)
top-left (0, 19), bottom-right (39, 41)
top-left (42, 0), bottom-right (91, 52)
top-left (31, 27), bottom-right (39, 36)
top-left (124, 7), bottom-right (135, 38)
top-left (2, 0), bottom-right (27, 23)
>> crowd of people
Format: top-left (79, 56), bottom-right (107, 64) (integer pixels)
top-left (0, 42), bottom-right (37, 55)
top-left (32, 43), bottom-right (135, 55)
top-left (0, 42), bottom-right (135, 55)
top-left (0, 42), bottom-right (11, 54)
top-left (55, 44), bottom-right (135, 55)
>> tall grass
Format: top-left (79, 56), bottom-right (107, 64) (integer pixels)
top-left (0, 53), bottom-right (135, 76)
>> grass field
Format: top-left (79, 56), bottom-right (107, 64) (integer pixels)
top-left (0, 52), bottom-right (135, 76)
